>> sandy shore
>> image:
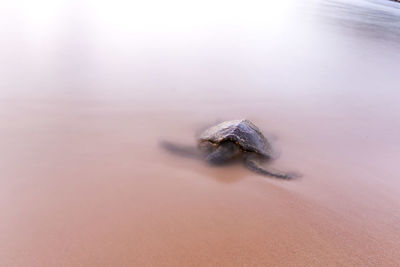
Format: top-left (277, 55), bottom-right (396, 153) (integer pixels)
top-left (1, 96), bottom-right (400, 266)
top-left (1, 0), bottom-right (400, 265)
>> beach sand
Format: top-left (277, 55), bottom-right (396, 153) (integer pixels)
top-left (1, 95), bottom-right (400, 266)
top-left (1, 0), bottom-right (400, 265)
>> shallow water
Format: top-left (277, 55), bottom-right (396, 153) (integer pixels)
top-left (1, 0), bottom-right (400, 265)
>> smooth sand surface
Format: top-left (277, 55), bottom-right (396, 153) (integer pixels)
top-left (1, 96), bottom-right (400, 266)
top-left (1, 0), bottom-right (400, 265)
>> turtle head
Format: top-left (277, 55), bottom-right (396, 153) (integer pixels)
top-left (203, 141), bottom-right (241, 165)
top-left (198, 140), bottom-right (218, 154)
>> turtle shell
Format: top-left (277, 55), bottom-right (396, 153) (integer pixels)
top-left (199, 119), bottom-right (272, 157)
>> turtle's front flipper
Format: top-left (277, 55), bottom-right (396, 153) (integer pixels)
top-left (160, 141), bottom-right (203, 159)
top-left (244, 153), bottom-right (299, 179)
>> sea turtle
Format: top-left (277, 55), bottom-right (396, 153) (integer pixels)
top-left (161, 119), bottom-right (298, 179)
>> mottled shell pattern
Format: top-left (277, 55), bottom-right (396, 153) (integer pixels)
top-left (199, 119), bottom-right (273, 157)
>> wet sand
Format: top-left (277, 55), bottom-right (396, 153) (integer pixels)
top-left (1, 95), bottom-right (400, 266)
top-left (1, 0), bottom-right (400, 266)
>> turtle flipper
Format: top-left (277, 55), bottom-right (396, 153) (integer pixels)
top-left (244, 153), bottom-right (299, 179)
top-left (160, 141), bottom-right (203, 159)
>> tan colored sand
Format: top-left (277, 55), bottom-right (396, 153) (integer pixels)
top-left (1, 0), bottom-right (400, 265)
top-left (1, 97), bottom-right (399, 266)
